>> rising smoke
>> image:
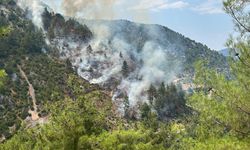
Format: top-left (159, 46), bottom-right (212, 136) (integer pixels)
top-left (61, 0), bottom-right (118, 20)
top-left (17, 0), bottom-right (45, 29)
top-left (67, 20), bottom-right (182, 106)
top-left (17, 0), bottom-right (183, 107)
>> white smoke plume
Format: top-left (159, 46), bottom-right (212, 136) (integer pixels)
top-left (67, 20), bottom-right (182, 106)
top-left (17, 0), bottom-right (45, 29)
top-left (16, 0), bottom-right (183, 107)
top-left (61, 0), bottom-right (118, 20)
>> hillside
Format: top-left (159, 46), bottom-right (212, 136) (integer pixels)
top-left (1, 0), bottom-right (249, 149)
top-left (41, 9), bottom-right (228, 106)
top-left (80, 18), bottom-right (227, 71)
top-left (0, 0), bottom-right (115, 140)
top-left (0, 0), bottom-right (228, 138)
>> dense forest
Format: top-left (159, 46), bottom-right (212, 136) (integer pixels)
top-left (0, 0), bottom-right (249, 149)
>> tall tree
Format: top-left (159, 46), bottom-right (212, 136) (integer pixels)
top-left (189, 0), bottom-right (250, 140)
top-left (147, 84), bottom-right (157, 105)
top-left (122, 60), bottom-right (129, 77)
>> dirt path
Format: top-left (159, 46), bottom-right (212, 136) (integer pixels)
top-left (17, 65), bottom-right (39, 120)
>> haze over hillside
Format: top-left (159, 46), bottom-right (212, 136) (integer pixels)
top-left (36, 4), bottom-right (228, 106)
top-left (1, 0), bottom-right (249, 149)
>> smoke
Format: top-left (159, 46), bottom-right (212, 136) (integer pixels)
top-left (61, 0), bottom-right (118, 20)
top-left (17, 0), bottom-right (45, 29)
top-left (66, 20), bottom-right (182, 106)
top-left (61, 0), bottom-right (151, 23)
top-left (16, 0), bottom-right (183, 107)
top-left (118, 41), bottom-right (181, 105)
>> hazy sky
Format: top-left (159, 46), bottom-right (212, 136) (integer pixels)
top-left (41, 0), bottom-right (234, 50)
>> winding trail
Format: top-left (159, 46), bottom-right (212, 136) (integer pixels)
top-left (17, 65), bottom-right (39, 121)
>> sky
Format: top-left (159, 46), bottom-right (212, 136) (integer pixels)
top-left (41, 0), bottom-right (234, 51)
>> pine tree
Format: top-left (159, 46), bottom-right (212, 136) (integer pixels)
top-left (147, 84), bottom-right (157, 105)
top-left (189, 0), bottom-right (250, 140)
top-left (123, 96), bottom-right (130, 118)
top-left (119, 52), bottom-right (123, 58)
top-left (158, 82), bottom-right (166, 97)
top-left (122, 60), bottom-right (129, 77)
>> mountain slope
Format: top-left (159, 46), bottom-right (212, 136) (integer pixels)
top-left (0, 1), bottom-right (114, 140)
top-left (43, 13), bottom-right (228, 104)
top-left (23, 3), bottom-right (228, 106)
top-left (80, 19), bottom-right (227, 71)
top-left (1, 1), bottom-right (249, 149)
top-left (0, 0), bottom-right (228, 141)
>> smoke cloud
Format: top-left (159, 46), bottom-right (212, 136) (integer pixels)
top-left (17, 0), bottom-right (183, 107)
top-left (17, 0), bottom-right (45, 29)
top-left (66, 20), bottom-right (182, 106)
top-left (61, 0), bottom-right (118, 20)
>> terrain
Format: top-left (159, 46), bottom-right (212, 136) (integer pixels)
top-left (42, 8), bottom-right (228, 106)
top-left (0, 0), bottom-right (249, 149)
top-left (0, 0), bottom-right (227, 139)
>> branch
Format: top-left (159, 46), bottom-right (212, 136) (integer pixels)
top-left (228, 6), bottom-right (250, 33)
top-left (214, 118), bottom-right (249, 136)
top-left (236, 55), bottom-right (250, 68)
top-left (236, 106), bottom-right (250, 116)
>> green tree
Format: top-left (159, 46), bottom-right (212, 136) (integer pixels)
top-left (123, 96), bottom-right (130, 118)
top-left (122, 60), bottom-right (129, 77)
top-left (147, 84), bottom-right (157, 105)
top-left (0, 95), bottom-right (108, 149)
top-left (140, 103), bottom-right (151, 120)
top-left (154, 83), bottom-right (186, 118)
top-left (0, 26), bottom-right (11, 37)
top-left (186, 0), bottom-right (250, 147)
top-left (158, 82), bottom-right (166, 97)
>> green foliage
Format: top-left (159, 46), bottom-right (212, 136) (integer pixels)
top-left (0, 69), bottom-right (7, 90)
top-left (123, 96), bottom-right (130, 118)
top-left (0, 3), bottom-right (91, 138)
top-left (190, 60), bottom-right (250, 136)
top-left (0, 97), bottom-right (106, 149)
top-left (41, 8), bottom-right (92, 42)
top-left (178, 135), bottom-right (250, 150)
top-left (0, 95), bottom-right (166, 149)
top-left (0, 0), bottom-right (15, 5)
top-left (1, 97), bottom-right (190, 150)
top-left (223, 0), bottom-right (250, 34)
top-left (0, 26), bottom-right (11, 37)
top-left (148, 83), bottom-right (187, 119)
top-left (84, 130), bottom-right (165, 150)
top-left (180, 0), bottom-right (250, 148)
top-left (147, 84), bottom-right (157, 105)
top-left (184, 46), bottom-right (227, 74)
top-left (140, 103), bottom-right (151, 119)
top-left (0, 70), bottom-right (114, 148)
top-left (1, 1), bottom-right (249, 149)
